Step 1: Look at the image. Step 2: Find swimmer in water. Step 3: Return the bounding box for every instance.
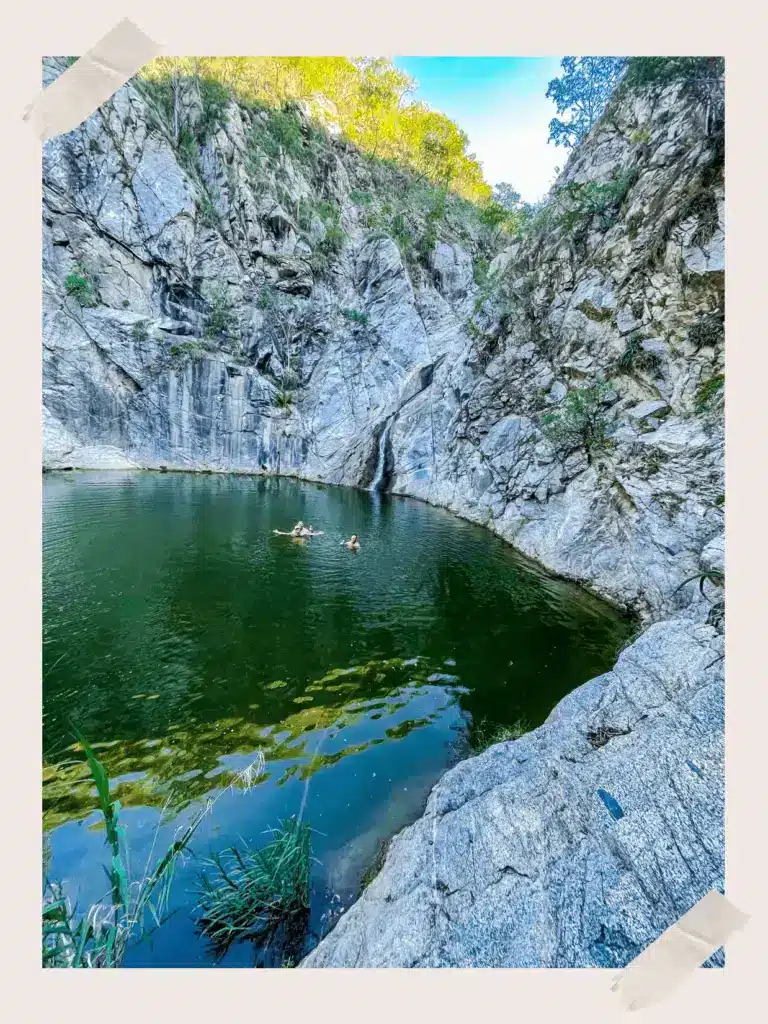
[273,521,325,538]
[345,534,360,551]
[301,525,325,537]
[273,520,305,537]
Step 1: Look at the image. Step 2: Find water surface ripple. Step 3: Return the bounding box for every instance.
[43,471,632,966]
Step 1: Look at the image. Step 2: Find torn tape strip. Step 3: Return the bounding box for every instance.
[611,889,750,1012]
[23,18,161,141]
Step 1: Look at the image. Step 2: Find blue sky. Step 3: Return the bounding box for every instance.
[393,57,564,203]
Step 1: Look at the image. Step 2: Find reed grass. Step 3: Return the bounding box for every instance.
[44,727,315,966]
[195,817,312,951]
[42,730,207,968]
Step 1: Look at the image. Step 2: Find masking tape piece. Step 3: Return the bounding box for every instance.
[611,890,749,1012]
[23,19,161,141]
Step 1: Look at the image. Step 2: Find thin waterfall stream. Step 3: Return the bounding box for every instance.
[369,417,393,492]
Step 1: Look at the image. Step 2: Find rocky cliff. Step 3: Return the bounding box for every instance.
[42,58,725,967]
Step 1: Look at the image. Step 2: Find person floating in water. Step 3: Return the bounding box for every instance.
[273,520,305,537]
[345,534,360,551]
[273,520,324,538]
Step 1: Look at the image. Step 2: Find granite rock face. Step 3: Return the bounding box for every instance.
[41,60,725,967]
[303,619,724,967]
[43,60,724,620]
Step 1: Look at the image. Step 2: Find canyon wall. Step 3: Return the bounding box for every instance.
[43,59,724,618]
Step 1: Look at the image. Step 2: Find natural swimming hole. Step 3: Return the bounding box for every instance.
[42,471,633,967]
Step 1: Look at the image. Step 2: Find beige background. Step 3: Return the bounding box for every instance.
[1,2,764,1017]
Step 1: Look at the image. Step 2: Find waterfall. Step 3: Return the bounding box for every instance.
[369,417,393,492]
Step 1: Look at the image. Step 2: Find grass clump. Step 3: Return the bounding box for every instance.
[342,308,369,326]
[197,193,220,228]
[688,312,724,349]
[470,717,530,753]
[131,320,150,342]
[540,380,614,463]
[64,267,98,308]
[169,340,205,358]
[43,731,205,968]
[310,201,346,276]
[177,125,200,173]
[388,210,417,270]
[195,818,311,952]
[617,333,661,375]
[694,373,724,413]
[203,287,238,342]
[250,104,306,162]
[556,168,636,232]
[416,188,448,264]
[473,257,491,287]
[629,128,651,144]
[198,77,230,140]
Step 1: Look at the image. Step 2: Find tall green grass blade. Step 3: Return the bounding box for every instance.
[42,899,67,918]
[45,729,214,967]
[105,925,117,967]
[74,920,93,967]
[132,806,208,927]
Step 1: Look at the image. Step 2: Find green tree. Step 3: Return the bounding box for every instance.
[203,286,238,342]
[540,381,614,463]
[546,57,627,148]
[622,56,724,90]
[491,183,521,210]
[139,57,493,203]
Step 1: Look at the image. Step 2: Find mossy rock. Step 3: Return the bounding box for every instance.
[576,299,613,323]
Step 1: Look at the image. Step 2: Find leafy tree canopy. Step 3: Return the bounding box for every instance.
[491,182,522,210]
[546,57,627,148]
[140,57,492,203]
[621,56,724,90]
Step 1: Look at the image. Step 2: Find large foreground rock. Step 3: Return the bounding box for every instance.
[302,619,724,967]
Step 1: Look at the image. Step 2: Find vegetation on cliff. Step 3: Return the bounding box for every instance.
[139,57,492,203]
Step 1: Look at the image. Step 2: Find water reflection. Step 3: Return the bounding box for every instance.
[43,473,633,965]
